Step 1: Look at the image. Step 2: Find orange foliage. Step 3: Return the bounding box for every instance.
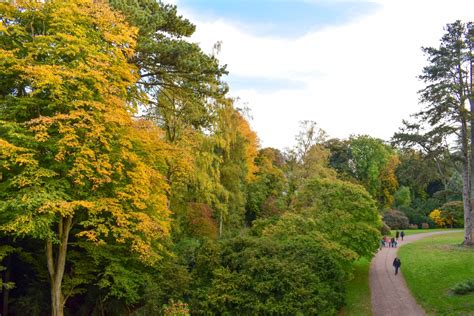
[185,203,218,239]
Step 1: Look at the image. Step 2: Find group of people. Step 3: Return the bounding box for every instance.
[380,230,405,248]
[378,231,404,275]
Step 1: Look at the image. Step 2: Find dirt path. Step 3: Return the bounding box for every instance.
[370,231,458,316]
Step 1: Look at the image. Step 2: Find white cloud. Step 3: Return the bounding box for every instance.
[176,0,474,149]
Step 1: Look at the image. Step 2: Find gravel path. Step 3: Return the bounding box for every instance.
[370,231,458,316]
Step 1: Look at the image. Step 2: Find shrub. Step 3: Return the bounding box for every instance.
[429,209,451,228]
[409,224,418,230]
[421,223,430,229]
[451,279,474,295]
[295,177,381,258]
[383,210,409,229]
[191,235,348,315]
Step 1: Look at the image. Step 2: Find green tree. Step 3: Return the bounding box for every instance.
[190,234,349,315]
[393,186,412,208]
[325,138,355,180]
[397,21,474,244]
[294,178,381,258]
[108,0,227,105]
[245,148,286,223]
[349,135,399,208]
[284,121,335,208]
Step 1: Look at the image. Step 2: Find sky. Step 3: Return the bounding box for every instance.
[167,0,474,150]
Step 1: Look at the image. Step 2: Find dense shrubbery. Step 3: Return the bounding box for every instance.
[295,177,381,258]
[190,234,348,314]
[182,175,382,314]
[383,210,409,229]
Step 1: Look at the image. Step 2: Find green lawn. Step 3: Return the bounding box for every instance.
[339,257,372,316]
[398,232,474,315]
[389,228,462,237]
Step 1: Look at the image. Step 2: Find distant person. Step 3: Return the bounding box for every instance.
[393,257,401,275]
[396,231,400,240]
[390,237,396,247]
[400,231,405,241]
[383,236,389,247]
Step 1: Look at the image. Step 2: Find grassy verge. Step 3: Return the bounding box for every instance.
[398,232,474,315]
[339,257,372,316]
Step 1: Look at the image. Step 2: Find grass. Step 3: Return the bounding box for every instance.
[339,257,372,316]
[398,232,474,315]
[388,228,462,237]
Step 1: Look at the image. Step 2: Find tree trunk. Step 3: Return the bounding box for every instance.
[46,216,73,316]
[468,105,474,244]
[467,49,474,245]
[2,255,11,316]
[461,116,473,245]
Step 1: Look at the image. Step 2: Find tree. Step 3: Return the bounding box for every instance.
[325,138,355,180]
[216,105,259,233]
[397,21,474,244]
[394,148,452,201]
[245,148,286,223]
[349,135,399,208]
[108,0,227,107]
[190,231,350,314]
[294,177,381,258]
[393,186,412,208]
[284,121,335,207]
[0,2,170,314]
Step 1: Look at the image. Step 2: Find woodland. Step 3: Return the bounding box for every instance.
[0,1,473,315]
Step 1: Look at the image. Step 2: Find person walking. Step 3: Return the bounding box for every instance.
[395,231,400,240]
[390,237,396,247]
[393,257,401,275]
[400,231,405,241]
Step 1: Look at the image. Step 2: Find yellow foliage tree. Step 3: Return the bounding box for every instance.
[0,1,170,315]
[378,154,401,208]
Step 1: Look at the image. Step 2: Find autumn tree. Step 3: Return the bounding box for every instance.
[0,1,170,315]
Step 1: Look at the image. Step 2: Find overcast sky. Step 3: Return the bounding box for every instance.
[169,0,474,149]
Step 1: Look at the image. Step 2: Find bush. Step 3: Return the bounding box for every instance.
[451,279,474,295]
[421,223,430,229]
[190,235,347,315]
[409,224,418,229]
[295,177,381,258]
[383,210,409,229]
